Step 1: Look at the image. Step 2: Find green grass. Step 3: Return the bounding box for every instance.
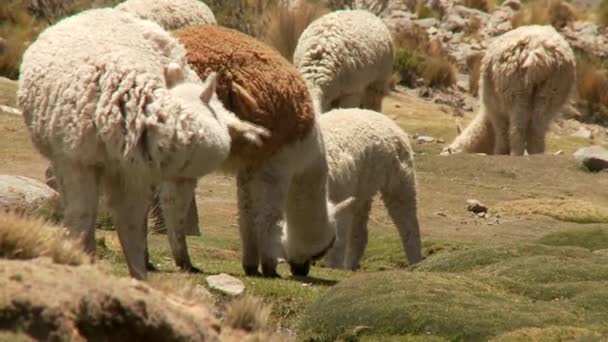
[300,241,608,341]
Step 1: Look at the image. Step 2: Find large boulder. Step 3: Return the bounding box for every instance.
[574,146,608,172]
[0,175,61,219]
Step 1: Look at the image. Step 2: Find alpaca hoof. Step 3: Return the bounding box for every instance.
[146,261,158,272]
[289,261,311,277]
[262,264,280,278]
[243,265,261,277]
[179,264,202,274]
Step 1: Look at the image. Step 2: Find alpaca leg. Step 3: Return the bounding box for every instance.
[526,118,549,154]
[104,175,152,280]
[381,172,424,265]
[248,166,289,278]
[344,199,372,271]
[490,114,510,155]
[323,210,353,269]
[237,171,261,276]
[508,100,531,156]
[338,92,364,109]
[159,179,200,273]
[54,161,99,254]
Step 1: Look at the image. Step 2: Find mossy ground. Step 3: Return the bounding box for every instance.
[2,77,608,340]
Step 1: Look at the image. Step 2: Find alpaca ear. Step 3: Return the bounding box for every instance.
[331,197,356,218]
[164,62,183,88]
[200,72,218,104]
[232,81,260,114]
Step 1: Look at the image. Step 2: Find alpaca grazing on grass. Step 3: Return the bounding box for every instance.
[293,9,394,113]
[282,108,424,271]
[442,25,576,156]
[115,0,216,30]
[156,24,354,277]
[17,9,268,280]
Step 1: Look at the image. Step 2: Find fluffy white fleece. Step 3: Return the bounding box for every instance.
[115,0,216,30]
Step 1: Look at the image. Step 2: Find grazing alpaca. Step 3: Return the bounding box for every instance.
[115,0,216,30]
[293,9,394,113]
[157,24,354,277]
[442,25,575,156]
[283,108,423,270]
[17,9,267,280]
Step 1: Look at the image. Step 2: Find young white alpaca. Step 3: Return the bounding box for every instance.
[293,9,394,113]
[283,108,424,271]
[442,25,576,155]
[17,9,267,280]
[154,24,354,278]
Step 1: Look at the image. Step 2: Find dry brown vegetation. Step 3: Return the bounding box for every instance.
[511,0,579,29]
[598,0,608,26]
[224,296,272,333]
[463,0,492,12]
[393,26,457,88]
[261,1,329,62]
[576,54,608,124]
[0,211,90,265]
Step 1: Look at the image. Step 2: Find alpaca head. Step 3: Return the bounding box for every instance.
[283,196,356,277]
[144,63,235,178]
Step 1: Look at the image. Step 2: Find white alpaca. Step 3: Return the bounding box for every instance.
[17,9,267,280]
[293,9,394,113]
[282,108,423,271]
[154,24,354,278]
[442,25,576,156]
[115,0,216,30]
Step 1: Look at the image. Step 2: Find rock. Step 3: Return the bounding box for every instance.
[574,146,608,172]
[501,0,521,10]
[0,175,61,217]
[571,128,593,139]
[416,135,436,144]
[442,13,467,31]
[206,273,245,296]
[466,199,488,214]
[554,150,564,155]
[0,104,22,116]
[0,258,225,341]
[414,18,439,28]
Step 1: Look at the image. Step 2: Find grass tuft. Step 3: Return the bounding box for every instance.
[0,211,90,265]
[575,54,608,125]
[511,0,579,29]
[495,198,608,223]
[224,295,272,333]
[261,1,328,62]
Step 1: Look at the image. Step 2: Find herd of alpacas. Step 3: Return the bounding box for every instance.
[17,0,576,280]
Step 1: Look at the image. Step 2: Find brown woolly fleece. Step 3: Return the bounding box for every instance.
[173,25,315,165]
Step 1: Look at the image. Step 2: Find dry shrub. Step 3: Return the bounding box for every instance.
[393,26,457,88]
[0,211,90,265]
[511,0,579,29]
[206,0,278,37]
[466,52,484,96]
[416,0,441,19]
[261,1,329,62]
[0,1,45,80]
[464,0,491,12]
[576,54,608,125]
[464,15,483,39]
[598,0,608,26]
[149,276,215,307]
[224,296,272,333]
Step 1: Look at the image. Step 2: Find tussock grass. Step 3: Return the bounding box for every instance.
[261,1,328,62]
[463,0,492,12]
[392,27,457,89]
[537,226,608,251]
[0,211,89,265]
[490,326,605,341]
[576,54,608,125]
[511,0,579,29]
[495,198,608,223]
[224,296,272,333]
[598,0,608,26]
[148,275,215,307]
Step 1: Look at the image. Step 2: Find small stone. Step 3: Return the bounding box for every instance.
[0,175,61,217]
[574,146,608,172]
[571,127,593,139]
[206,273,245,296]
[553,150,564,155]
[416,136,436,144]
[466,199,488,214]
